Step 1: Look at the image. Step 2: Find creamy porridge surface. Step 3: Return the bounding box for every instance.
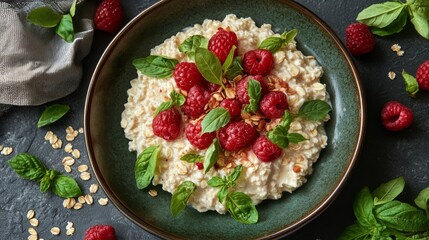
[121,14,328,214]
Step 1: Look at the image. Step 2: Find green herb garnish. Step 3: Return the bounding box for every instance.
[154,91,185,116]
[37,104,70,128]
[170,181,197,216]
[132,55,179,78]
[201,107,231,134]
[135,146,159,189]
[402,70,419,97]
[259,29,298,53]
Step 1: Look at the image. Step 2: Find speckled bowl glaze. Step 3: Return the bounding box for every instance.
[84,0,365,239]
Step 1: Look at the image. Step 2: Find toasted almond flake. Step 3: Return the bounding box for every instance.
[212,93,223,101]
[85,194,94,205]
[66,126,74,134]
[388,71,396,80]
[78,195,86,204]
[78,128,84,133]
[44,131,53,141]
[89,184,99,194]
[62,156,75,166]
[50,227,61,235]
[52,139,62,149]
[26,210,35,219]
[29,218,39,227]
[66,134,75,142]
[80,172,91,181]
[397,50,404,56]
[1,146,13,155]
[98,197,109,206]
[77,164,88,172]
[28,235,38,240]
[66,227,75,236]
[148,189,158,197]
[64,165,72,173]
[72,149,81,159]
[73,202,83,210]
[66,221,73,230]
[28,227,37,236]
[391,43,401,52]
[224,87,236,99]
[64,143,73,153]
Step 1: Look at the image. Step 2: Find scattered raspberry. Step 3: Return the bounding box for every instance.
[173,62,204,91]
[380,101,413,131]
[236,75,268,104]
[208,28,238,63]
[152,108,182,140]
[94,0,124,33]
[345,23,375,56]
[220,99,242,118]
[205,82,220,93]
[84,224,116,240]
[195,162,204,170]
[260,91,288,118]
[252,136,282,162]
[416,60,429,91]
[218,122,258,151]
[242,49,274,76]
[185,121,216,149]
[181,85,211,119]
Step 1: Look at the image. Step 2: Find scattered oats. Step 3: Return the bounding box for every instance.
[72,149,81,159]
[0,145,3,151]
[98,197,109,206]
[50,227,61,235]
[73,202,83,210]
[26,210,35,219]
[148,189,158,197]
[1,146,13,155]
[89,184,99,194]
[64,165,72,173]
[388,71,396,80]
[28,227,37,236]
[78,195,86,204]
[49,135,58,145]
[66,227,75,236]
[397,50,404,56]
[27,235,38,240]
[52,139,62,149]
[73,130,78,137]
[85,194,94,205]
[66,134,75,142]
[78,164,88,172]
[29,218,39,227]
[44,131,53,141]
[63,198,76,209]
[78,128,84,133]
[66,126,74,134]
[64,143,73,153]
[62,156,75,166]
[66,221,74,230]
[391,43,401,52]
[80,172,91,181]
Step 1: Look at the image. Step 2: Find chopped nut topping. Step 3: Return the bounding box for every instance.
[148,189,158,197]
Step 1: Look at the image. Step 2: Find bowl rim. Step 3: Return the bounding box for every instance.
[84,0,366,239]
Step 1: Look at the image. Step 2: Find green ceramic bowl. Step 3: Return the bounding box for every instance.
[84,0,365,239]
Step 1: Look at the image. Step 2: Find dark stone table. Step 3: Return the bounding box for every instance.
[1,0,428,239]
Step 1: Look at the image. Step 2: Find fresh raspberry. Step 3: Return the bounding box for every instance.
[236,75,268,104]
[195,162,204,170]
[208,28,238,63]
[94,0,124,33]
[252,136,282,162]
[185,121,216,149]
[220,99,242,118]
[416,60,429,91]
[260,91,288,119]
[181,85,211,119]
[380,101,413,131]
[242,49,274,76]
[84,224,116,240]
[173,62,204,91]
[345,23,375,56]
[152,108,182,140]
[206,82,220,93]
[218,122,258,151]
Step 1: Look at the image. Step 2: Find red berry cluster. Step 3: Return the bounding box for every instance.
[152,28,290,165]
[84,224,116,240]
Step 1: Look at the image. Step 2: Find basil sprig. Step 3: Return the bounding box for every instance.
[402,70,419,97]
[27,0,77,42]
[259,29,298,53]
[339,176,429,239]
[180,153,203,163]
[154,91,185,116]
[170,181,197,216]
[133,56,179,78]
[208,165,243,202]
[244,79,262,113]
[356,0,429,39]
[226,192,259,224]
[203,138,221,173]
[37,104,70,128]
[297,100,332,121]
[8,153,82,198]
[195,47,224,87]
[178,35,209,60]
[135,146,159,189]
[267,111,306,148]
[201,107,231,134]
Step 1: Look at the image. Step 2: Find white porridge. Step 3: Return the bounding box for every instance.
[121,14,329,217]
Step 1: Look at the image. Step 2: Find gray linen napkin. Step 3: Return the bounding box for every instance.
[0,0,93,114]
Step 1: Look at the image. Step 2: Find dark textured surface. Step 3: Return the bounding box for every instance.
[0,0,428,239]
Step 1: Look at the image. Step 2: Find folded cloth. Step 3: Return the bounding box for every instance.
[0,0,93,114]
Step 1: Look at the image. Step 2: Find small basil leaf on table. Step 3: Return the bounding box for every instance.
[69,0,77,17]
[8,153,47,181]
[226,192,258,224]
[132,56,179,78]
[51,174,82,198]
[39,169,58,193]
[37,104,70,128]
[55,14,74,43]
[411,0,429,20]
[170,181,197,216]
[371,9,408,36]
[27,6,62,28]
[338,223,372,240]
[204,139,221,173]
[356,2,406,28]
[353,187,377,227]
[201,108,230,134]
[411,13,429,40]
[402,70,420,97]
[372,176,405,206]
[195,47,223,86]
[415,186,429,212]
[298,100,331,121]
[135,146,159,189]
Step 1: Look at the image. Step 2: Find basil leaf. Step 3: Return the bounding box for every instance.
[204,138,221,173]
[201,108,230,134]
[222,45,237,72]
[259,37,284,53]
[37,104,70,128]
[372,9,408,36]
[218,186,228,203]
[415,186,429,211]
[338,223,372,240]
[410,0,429,20]
[8,153,47,181]
[226,192,258,224]
[228,165,242,184]
[180,153,203,163]
[282,29,298,43]
[402,70,420,97]
[55,14,74,43]
[135,146,159,189]
[411,12,429,39]
[356,2,406,28]
[224,57,243,80]
[267,125,289,148]
[51,174,82,198]
[353,187,377,227]
[70,0,77,17]
[372,176,405,206]
[132,56,179,78]
[374,200,429,232]
[178,35,208,60]
[280,111,293,128]
[195,48,223,86]
[170,91,186,106]
[287,133,306,144]
[170,181,197,216]
[27,6,62,28]
[207,176,225,187]
[154,101,174,117]
[298,100,331,121]
[39,169,58,193]
[244,79,262,113]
